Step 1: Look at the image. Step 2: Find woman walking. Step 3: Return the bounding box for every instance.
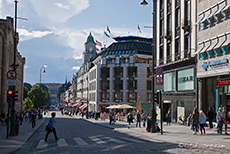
[216,107,224,135]
[199,110,206,135]
[191,108,199,135]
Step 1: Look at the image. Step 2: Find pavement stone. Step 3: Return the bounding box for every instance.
[80,115,230,152]
[0,113,48,154]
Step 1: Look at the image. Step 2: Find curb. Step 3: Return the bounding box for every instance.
[5,118,47,154]
[81,118,114,130]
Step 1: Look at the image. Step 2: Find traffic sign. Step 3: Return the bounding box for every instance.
[155,67,164,75]
[7,79,16,86]
[156,77,164,85]
[7,70,17,80]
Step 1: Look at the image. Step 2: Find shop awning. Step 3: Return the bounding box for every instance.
[72,103,80,107]
[79,104,87,110]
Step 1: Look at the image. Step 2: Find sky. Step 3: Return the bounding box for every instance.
[0,0,153,85]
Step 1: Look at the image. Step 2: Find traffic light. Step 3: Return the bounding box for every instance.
[14,91,18,101]
[7,90,14,103]
[153,91,162,108]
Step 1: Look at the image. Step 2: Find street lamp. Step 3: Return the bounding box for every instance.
[140,0,157,133]
[40,65,47,86]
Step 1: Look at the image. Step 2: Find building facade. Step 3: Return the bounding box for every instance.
[0,17,25,115]
[42,83,63,106]
[155,0,197,122]
[197,0,230,116]
[72,34,153,113]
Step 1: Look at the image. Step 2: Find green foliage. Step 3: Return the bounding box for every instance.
[28,85,49,108]
[24,82,32,91]
[57,84,65,101]
[23,86,28,100]
[23,97,34,110]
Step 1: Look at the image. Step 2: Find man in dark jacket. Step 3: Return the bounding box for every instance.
[31,112,36,128]
[207,107,214,128]
[127,112,133,129]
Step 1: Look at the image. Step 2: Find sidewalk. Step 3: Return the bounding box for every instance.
[0,115,47,154]
[81,116,230,151]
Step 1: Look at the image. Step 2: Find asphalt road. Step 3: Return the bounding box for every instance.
[15,111,228,154]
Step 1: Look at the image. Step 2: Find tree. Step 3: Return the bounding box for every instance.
[24,82,32,91]
[23,97,34,110]
[23,86,29,100]
[28,85,49,108]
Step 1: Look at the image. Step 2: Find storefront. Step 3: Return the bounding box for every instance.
[197,56,230,118]
[158,60,197,122]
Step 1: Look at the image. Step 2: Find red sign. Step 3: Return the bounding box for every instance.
[7,70,17,80]
[217,80,230,86]
[156,77,164,85]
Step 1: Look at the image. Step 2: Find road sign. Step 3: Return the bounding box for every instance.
[156,77,164,85]
[7,70,17,80]
[155,67,164,75]
[7,79,16,86]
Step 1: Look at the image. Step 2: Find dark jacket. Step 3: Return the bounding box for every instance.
[191,112,199,124]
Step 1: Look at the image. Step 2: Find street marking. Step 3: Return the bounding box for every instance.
[89,136,107,144]
[104,137,126,144]
[120,137,144,143]
[57,138,68,147]
[37,140,48,149]
[74,137,88,145]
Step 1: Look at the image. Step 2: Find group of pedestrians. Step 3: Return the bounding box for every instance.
[190,107,229,135]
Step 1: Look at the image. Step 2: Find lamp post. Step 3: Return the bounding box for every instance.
[140,0,157,133]
[40,66,46,86]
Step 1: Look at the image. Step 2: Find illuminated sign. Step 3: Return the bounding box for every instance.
[202,58,228,71]
[217,79,230,86]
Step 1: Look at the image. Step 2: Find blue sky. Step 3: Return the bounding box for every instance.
[0,0,153,85]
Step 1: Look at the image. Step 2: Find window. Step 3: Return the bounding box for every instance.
[185,0,191,22]
[147,80,152,90]
[213,50,218,56]
[221,47,226,54]
[129,56,134,64]
[175,38,180,55]
[115,56,120,64]
[160,0,164,10]
[160,19,164,36]
[175,8,180,28]
[199,53,204,59]
[160,46,164,59]
[167,14,172,32]
[206,52,210,58]
[177,68,194,91]
[164,72,176,91]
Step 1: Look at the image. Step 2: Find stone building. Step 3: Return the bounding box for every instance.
[72,33,153,113]
[196,0,230,115]
[0,17,25,115]
[155,0,197,122]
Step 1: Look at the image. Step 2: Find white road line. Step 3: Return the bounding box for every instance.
[104,137,126,144]
[120,137,145,143]
[37,140,48,149]
[73,137,88,145]
[57,138,68,147]
[89,136,107,144]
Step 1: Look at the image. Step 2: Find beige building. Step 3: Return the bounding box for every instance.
[155,0,197,122]
[0,17,25,115]
[196,0,230,114]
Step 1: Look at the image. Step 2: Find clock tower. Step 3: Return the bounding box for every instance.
[83,32,97,65]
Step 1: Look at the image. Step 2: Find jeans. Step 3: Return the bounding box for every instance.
[45,127,58,141]
[136,120,141,127]
[143,118,146,127]
[217,122,223,134]
[208,119,213,128]
[192,124,199,132]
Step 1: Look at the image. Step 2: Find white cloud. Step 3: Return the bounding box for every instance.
[74,54,83,60]
[54,3,69,9]
[72,66,80,70]
[24,65,30,69]
[18,29,53,41]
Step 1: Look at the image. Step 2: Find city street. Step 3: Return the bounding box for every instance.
[15,111,228,154]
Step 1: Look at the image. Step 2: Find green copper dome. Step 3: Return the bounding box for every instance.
[86,32,95,44]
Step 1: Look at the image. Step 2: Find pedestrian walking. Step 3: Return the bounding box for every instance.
[191,108,199,135]
[222,107,229,134]
[31,112,36,128]
[45,112,58,142]
[207,107,214,128]
[142,112,147,127]
[199,110,206,135]
[166,109,171,125]
[127,112,133,129]
[216,107,224,135]
[136,112,141,128]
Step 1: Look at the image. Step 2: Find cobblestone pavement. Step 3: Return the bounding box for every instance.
[15,112,229,154]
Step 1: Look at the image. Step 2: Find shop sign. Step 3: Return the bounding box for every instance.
[217,79,230,86]
[202,58,228,71]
